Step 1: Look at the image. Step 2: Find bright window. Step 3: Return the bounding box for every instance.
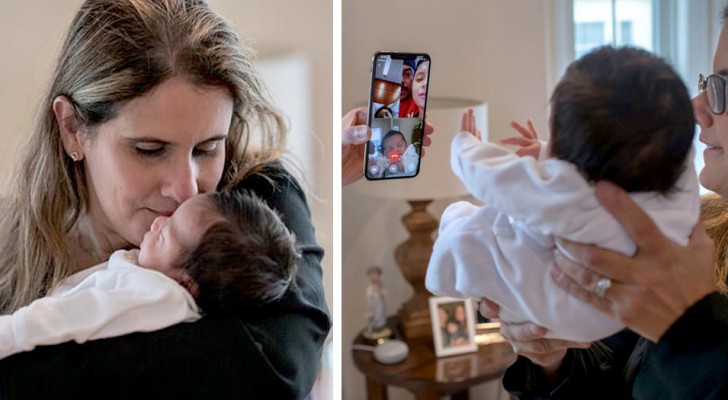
[573,0,653,57]
[550,0,722,194]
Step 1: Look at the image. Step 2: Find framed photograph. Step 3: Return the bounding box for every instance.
[429,296,478,357]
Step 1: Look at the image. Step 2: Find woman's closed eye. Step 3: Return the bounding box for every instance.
[132,138,225,158]
[134,141,166,157]
[193,139,223,157]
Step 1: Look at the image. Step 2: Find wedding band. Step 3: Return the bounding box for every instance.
[595,277,612,298]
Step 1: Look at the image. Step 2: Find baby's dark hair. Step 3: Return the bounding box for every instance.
[375,106,394,118]
[177,191,299,315]
[549,46,695,194]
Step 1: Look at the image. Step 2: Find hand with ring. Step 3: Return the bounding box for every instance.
[550,181,717,342]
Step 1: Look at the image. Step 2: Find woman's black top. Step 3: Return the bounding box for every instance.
[503,292,728,400]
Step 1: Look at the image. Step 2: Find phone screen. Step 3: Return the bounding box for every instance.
[364,52,430,180]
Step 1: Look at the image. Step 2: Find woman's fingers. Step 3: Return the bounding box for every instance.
[595,181,664,251]
[499,320,590,355]
[555,238,633,283]
[499,320,547,342]
[342,108,370,145]
[553,242,632,284]
[550,265,613,315]
[552,250,601,291]
[478,297,500,319]
[422,133,432,147]
[342,125,370,145]
[423,120,435,138]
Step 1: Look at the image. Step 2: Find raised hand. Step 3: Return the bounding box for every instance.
[460,108,482,140]
[500,119,541,158]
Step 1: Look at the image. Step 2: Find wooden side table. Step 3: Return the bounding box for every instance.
[352,317,517,399]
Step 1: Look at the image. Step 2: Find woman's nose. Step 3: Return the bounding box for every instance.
[693,92,715,130]
[161,156,199,203]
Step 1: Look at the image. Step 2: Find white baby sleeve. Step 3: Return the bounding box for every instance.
[0,252,199,359]
[450,131,698,253]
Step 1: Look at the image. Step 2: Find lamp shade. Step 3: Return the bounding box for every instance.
[353,98,488,201]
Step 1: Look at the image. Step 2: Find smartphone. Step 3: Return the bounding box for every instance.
[364,52,431,180]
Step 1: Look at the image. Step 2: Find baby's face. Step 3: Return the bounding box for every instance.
[382,134,407,157]
[138,194,217,276]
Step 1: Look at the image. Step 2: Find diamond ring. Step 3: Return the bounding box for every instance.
[594,277,612,298]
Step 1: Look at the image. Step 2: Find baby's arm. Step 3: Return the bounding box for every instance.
[452,119,699,253]
[451,129,599,235]
[0,268,199,359]
[451,132,598,227]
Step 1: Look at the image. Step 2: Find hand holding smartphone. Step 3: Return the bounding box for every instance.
[364,52,431,180]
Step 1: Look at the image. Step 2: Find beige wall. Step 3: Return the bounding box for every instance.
[0,0,333,320]
[342,1,551,399]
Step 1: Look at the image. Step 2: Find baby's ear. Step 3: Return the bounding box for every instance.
[175,271,200,298]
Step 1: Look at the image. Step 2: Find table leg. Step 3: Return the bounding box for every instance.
[365,378,388,400]
[451,390,469,400]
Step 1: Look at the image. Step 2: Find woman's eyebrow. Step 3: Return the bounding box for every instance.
[718,69,728,76]
[125,137,169,145]
[198,134,228,144]
[124,134,227,145]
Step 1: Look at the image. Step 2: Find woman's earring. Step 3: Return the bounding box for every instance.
[70,151,81,162]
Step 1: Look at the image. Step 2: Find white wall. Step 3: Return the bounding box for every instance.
[0,0,333,354]
[342,1,551,399]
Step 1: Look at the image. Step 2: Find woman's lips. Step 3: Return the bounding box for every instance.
[704,146,724,158]
[147,208,174,217]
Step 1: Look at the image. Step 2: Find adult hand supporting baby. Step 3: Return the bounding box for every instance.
[478,297,591,381]
[551,181,717,342]
[342,107,434,185]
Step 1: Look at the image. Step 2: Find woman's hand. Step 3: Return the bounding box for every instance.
[499,119,541,158]
[342,108,371,186]
[342,108,434,186]
[479,298,590,379]
[552,181,717,342]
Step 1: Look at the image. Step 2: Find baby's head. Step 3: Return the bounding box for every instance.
[138,191,298,314]
[381,130,408,158]
[446,319,460,334]
[549,46,695,194]
[375,106,393,119]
